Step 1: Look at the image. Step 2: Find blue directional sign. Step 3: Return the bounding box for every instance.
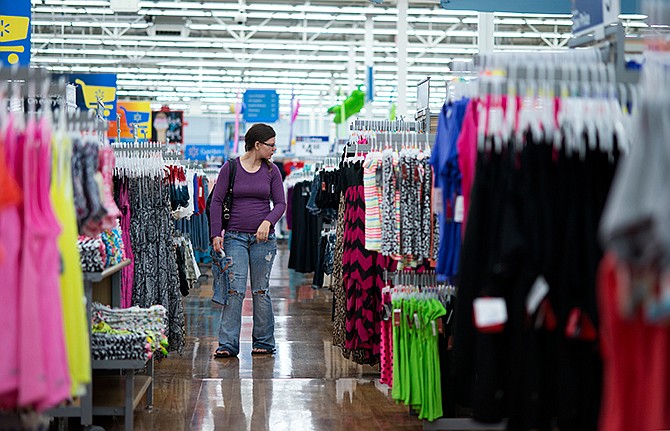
[0,0,31,66]
[185,144,228,161]
[243,89,279,123]
[573,0,620,36]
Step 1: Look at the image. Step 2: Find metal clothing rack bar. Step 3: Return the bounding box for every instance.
[0,66,51,82]
[568,22,640,85]
[350,118,421,133]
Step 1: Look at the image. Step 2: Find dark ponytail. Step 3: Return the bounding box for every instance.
[244,123,276,152]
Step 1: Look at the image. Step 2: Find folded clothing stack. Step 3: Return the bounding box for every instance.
[78,236,106,272]
[91,303,169,361]
[91,332,149,361]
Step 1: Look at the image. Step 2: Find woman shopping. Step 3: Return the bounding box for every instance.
[210,123,286,358]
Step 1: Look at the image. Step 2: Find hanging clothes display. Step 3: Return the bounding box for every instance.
[597,50,670,431]
[174,168,211,254]
[174,233,201,297]
[0,73,97,411]
[113,144,186,353]
[449,51,628,431]
[336,159,389,365]
[329,128,438,366]
[287,172,321,273]
[390,282,453,422]
[431,98,469,281]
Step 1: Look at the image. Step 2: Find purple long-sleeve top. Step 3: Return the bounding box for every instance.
[210,158,286,237]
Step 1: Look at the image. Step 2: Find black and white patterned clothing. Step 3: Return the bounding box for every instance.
[381,150,398,257]
[400,149,423,258]
[122,175,185,353]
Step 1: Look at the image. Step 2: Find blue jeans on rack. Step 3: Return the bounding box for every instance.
[217,231,277,356]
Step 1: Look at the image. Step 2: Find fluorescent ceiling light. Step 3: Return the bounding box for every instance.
[32,20,149,28]
[33,6,114,14]
[42,0,110,5]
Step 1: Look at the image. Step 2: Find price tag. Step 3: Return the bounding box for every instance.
[526,275,550,315]
[394,309,402,327]
[473,297,507,330]
[454,195,464,223]
[431,321,437,336]
[414,313,421,329]
[433,187,444,215]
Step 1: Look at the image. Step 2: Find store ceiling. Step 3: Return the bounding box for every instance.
[29,0,648,116]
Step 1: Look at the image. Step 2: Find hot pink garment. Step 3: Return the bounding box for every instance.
[379,291,394,387]
[0,117,22,407]
[456,99,478,236]
[99,146,121,230]
[118,179,135,308]
[13,119,70,410]
[16,119,48,408]
[33,118,71,409]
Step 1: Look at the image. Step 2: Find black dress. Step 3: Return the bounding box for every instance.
[288,180,320,273]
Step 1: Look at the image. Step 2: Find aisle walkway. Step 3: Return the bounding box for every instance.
[106,244,423,430]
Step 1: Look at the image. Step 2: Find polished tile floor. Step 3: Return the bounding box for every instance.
[100,244,423,431]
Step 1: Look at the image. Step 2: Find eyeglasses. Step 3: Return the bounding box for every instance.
[258,141,276,148]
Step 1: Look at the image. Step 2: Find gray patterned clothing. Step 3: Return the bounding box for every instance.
[128,175,185,353]
[381,150,397,257]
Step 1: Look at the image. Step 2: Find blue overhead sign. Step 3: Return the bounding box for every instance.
[573,0,620,36]
[62,73,118,121]
[185,144,227,160]
[243,89,279,123]
[0,0,31,66]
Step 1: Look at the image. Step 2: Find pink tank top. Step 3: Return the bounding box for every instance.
[0,116,22,407]
[17,118,71,410]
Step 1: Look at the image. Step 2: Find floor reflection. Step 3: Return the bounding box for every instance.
[93,244,422,431]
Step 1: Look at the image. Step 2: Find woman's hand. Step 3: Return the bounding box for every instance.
[256,220,272,242]
[212,236,224,253]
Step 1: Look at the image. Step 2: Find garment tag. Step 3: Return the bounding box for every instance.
[433,187,443,215]
[473,297,508,329]
[414,313,421,329]
[437,317,445,334]
[431,321,437,337]
[526,275,550,315]
[454,195,464,223]
[394,309,402,327]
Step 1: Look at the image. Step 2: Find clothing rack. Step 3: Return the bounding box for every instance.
[350,118,421,133]
[111,141,166,151]
[569,22,640,85]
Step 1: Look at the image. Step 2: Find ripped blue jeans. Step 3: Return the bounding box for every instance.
[216,231,277,356]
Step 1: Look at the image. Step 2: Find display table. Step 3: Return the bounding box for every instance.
[48,260,154,431]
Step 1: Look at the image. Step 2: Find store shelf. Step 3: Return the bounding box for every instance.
[92,358,150,370]
[423,418,506,430]
[92,375,152,416]
[84,259,131,283]
[47,399,82,418]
